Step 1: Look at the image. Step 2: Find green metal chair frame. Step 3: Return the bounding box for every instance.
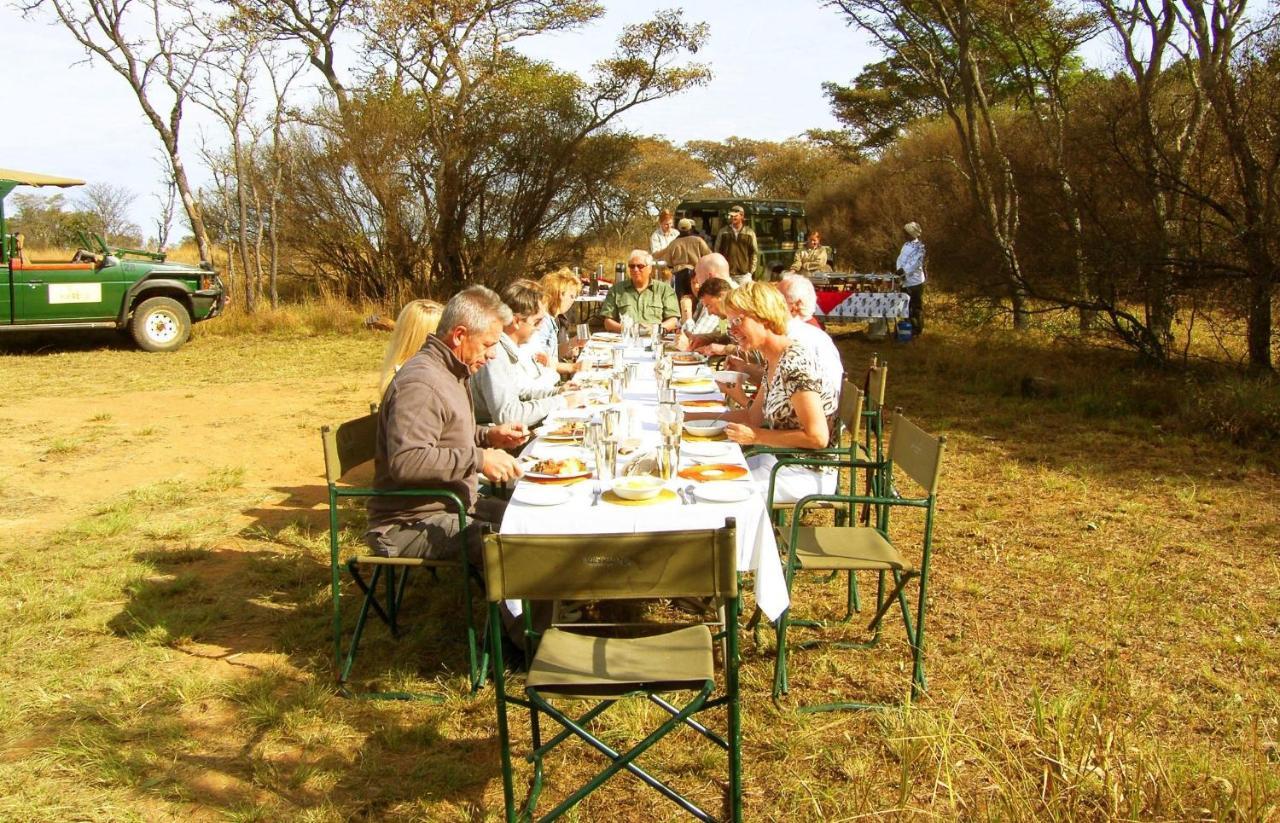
[862,355,889,463]
[485,520,743,822]
[322,413,488,699]
[770,412,945,713]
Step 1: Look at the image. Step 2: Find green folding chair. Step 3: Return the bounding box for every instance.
[322,413,488,699]
[771,411,945,713]
[485,520,743,822]
[862,355,889,463]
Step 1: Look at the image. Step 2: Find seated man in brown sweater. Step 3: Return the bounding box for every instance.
[365,285,529,562]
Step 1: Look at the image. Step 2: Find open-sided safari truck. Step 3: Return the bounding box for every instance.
[1,167,225,352]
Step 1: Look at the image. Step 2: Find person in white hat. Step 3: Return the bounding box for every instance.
[895,221,926,335]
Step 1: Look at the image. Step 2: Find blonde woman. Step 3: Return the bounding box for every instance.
[522,268,584,380]
[377,299,444,399]
[689,282,838,503]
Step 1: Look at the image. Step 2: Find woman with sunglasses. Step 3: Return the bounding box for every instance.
[695,282,839,502]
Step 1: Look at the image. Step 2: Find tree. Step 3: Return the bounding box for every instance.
[76,182,142,246]
[21,0,217,264]
[753,138,853,200]
[813,56,940,159]
[1180,0,1280,371]
[1092,0,1208,361]
[828,0,1032,328]
[686,137,764,197]
[230,1,710,296]
[582,137,710,244]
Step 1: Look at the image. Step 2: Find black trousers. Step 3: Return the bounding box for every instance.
[905,283,925,335]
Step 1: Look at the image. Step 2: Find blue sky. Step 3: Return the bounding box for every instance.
[0,2,874,233]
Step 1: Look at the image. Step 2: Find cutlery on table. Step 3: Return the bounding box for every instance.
[591,480,602,506]
[676,487,688,505]
[685,484,698,505]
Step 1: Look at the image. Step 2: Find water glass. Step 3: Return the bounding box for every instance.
[595,439,618,480]
[576,322,589,343]
[650,322,661,351]
[657,401,680,440]
[612,347,625,371]
[603,407,622,440]
[657,441,679,481]
[609,373,624,404]
[659,386,677,405]
[584,420,603,453]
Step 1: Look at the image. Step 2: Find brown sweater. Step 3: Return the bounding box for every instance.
[368,335,488,527]
[655,233,712,272]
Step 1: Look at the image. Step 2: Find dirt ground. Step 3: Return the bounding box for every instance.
[1,372,369,539]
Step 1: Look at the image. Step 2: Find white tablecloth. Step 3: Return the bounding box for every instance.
[822,291,909,320]
[499,345,788,620]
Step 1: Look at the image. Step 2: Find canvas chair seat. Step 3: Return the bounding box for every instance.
[528,625,714,698]
[791,526,911,573]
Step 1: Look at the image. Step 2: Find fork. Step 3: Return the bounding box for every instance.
[676,486,689,505]
[685,484,698,505]
[591,479,602,506]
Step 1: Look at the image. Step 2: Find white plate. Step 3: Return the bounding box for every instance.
[694,482,753,503]
[511,484,573,506]
[675,383,718,395]
[534,422,587,440]
[529,445,591,461]
[681,402,728,415]
[682,441,733,459]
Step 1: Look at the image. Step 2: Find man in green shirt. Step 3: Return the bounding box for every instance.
[600,249,680,332]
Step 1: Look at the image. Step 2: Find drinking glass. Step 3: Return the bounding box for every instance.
[595,439,618,480]
[609,373,624,404]
[584,420,603,454]
[576,322,590,343]
[657,401,680,440]
[603,407,622,440]
[657,441,679,481]
[612,347,625,371]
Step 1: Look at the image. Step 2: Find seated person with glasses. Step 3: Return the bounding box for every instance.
[599,249,680,333]
[687,282,839,503]
[473,280,586,430]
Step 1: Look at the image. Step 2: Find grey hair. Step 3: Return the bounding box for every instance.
[439,284,512,333]
[779,274,818,318]
[628,249,654,268]
[904,221,922,238]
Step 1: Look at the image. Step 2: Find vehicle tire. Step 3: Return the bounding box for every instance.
[130,296,191,352]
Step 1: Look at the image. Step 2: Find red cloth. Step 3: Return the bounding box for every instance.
[815,290,849,315]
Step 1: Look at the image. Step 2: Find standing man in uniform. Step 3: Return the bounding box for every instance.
[715,204,758,287]
[895,221,927,336]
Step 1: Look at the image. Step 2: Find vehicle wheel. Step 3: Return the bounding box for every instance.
[130,296,191,352]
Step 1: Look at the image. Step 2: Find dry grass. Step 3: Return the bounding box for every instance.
[0,307,1276,821]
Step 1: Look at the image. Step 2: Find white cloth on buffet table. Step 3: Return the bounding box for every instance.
[499,345,788,621]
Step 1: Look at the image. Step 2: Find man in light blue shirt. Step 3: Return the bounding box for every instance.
[895,221,926,335]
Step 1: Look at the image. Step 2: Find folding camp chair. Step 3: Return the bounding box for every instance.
[322,413,488,699]
[485,520,742,822]
[862,355,889,463]
[770,412,945,713]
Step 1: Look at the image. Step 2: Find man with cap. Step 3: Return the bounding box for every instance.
[715,204,759,286]
[895,221,926,335]
[655,218,713,323]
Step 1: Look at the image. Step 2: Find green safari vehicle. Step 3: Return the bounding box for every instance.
[1,168,225,352]
[675,198,813,279]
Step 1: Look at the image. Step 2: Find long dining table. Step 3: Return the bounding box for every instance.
[499,335,789,622]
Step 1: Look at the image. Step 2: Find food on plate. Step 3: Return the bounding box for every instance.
[671,353,705,364]
[548,421,586,438]
[531,457,588,476]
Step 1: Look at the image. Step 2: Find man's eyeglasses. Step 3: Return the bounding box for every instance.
[627,263,648,269]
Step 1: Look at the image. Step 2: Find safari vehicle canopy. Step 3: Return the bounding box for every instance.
[1,167,224,352]
[675,198,810,278]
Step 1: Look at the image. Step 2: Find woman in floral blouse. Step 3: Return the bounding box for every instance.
[703,282,839,502]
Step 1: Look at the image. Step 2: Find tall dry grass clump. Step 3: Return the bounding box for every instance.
[198,296,372,338]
